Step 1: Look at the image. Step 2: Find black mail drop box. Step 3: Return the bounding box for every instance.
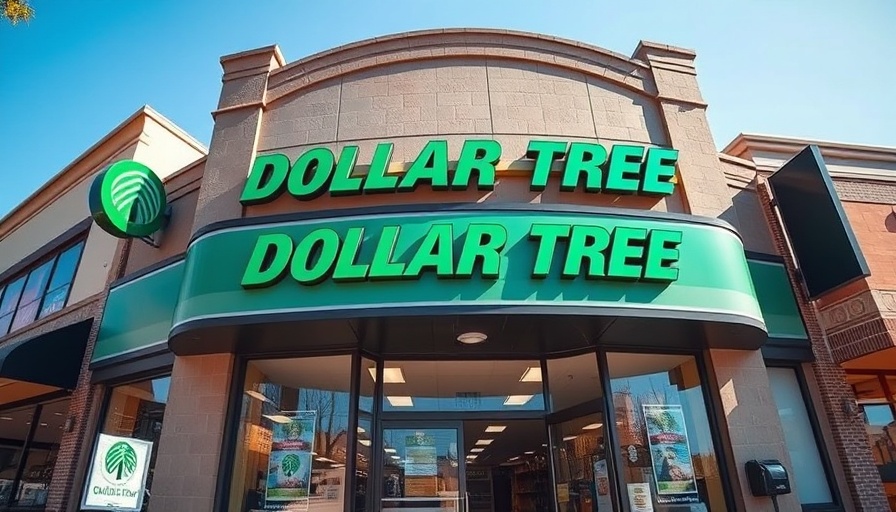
[745,459,791,497]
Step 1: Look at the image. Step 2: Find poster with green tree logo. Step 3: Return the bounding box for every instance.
[265,412,317,509]
[642,404,700,505]
[81,434,152,511]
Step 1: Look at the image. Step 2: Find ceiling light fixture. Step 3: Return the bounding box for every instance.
[485,425,506,433]
[262,414,293,424]
[470,448,484,453]
[390,455,400,460]
[386,396,414,407]
[563,435,578,441]
[360,440,371,446]
[503,395,534,406]
[475,439,493,446]
[368,367,406,383]
[582,423,604,430]
[457,332,488,345]
[519,367,542,382]
[244,390,270,402]
[384,448,397,453]
[0,417,11,421]
[508,456,520,461]
[524,451,534,455]
[357,427,366,433]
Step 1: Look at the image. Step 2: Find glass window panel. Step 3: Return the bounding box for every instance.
[380,360,545,412]
[0,277,25,334]
[767,367,833,504]
[10,261,54,332]
[101,376,170,507]
[849,373,896,496]
[38,285,70,319]
[355,358,375,512]
[608,352,727,512]
[548,352,602,412]
[45,242,83,293]
[0,405,36,504]
[13,400,69,509]
[381,427,459,512]
[230,355,352,512]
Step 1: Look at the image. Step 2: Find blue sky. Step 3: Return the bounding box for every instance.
[1,0,893,216]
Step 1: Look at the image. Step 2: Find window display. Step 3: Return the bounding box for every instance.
[607,353,726,512]
[229,355,352,512]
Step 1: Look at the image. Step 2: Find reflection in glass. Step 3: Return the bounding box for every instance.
[355,358,375,512]
[102,375,170,506]
[230,356,352,512]
[381,428,460,512]
[0,399,69,508]
[767,367,833,504]
[380,360,545,412]
[0,277,26,335]
[848,373,896,503]
[10,261,53,331]
[39,242,84,319]
[608,353,727,512]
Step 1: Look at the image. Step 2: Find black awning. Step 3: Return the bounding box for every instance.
[0,319,92,390]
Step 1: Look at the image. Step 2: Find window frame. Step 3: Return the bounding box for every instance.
[0,237,86,337]
[768,361,844,512]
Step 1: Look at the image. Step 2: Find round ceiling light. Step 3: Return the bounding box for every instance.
[457,332,488,345]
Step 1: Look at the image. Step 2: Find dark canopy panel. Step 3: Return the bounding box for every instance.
[768,145,869,298]
[0,319,92,389]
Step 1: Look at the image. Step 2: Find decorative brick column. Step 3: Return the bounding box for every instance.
[757,179,889,509]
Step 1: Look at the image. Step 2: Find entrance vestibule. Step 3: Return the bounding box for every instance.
[227,349,730,512]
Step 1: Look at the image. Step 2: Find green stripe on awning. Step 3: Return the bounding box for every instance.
[747,259,808,340]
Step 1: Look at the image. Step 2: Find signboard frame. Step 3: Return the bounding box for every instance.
[80,433,153,512]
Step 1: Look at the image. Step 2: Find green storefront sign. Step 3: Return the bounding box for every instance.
[240,139,679,204]
[171,207,762,336]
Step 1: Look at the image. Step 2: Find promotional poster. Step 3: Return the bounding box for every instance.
[265,412,317,510]
[81,434,153,511]
[642,404,700,505]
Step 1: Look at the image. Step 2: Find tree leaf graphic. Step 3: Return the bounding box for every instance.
[104,442,138,481]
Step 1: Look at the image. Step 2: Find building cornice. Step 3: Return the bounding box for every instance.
[723,133,896,164]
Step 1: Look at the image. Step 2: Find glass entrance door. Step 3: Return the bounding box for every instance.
[380,423,466,512]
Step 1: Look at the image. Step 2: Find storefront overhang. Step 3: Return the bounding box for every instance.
[156,204,767,355]
[0,319,92,390]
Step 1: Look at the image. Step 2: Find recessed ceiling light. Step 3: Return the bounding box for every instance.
[457,332,488,345]
[519,367,542,382]
[360,440,371,446]
[485,425,506,433]
[384,448,397,453]
[475,439,493,446]
[503,395,534,406]
[582,423,604,430]
[524,451,534,455]
[53,412,62,416]
[466,454,477,458]
[357,426,366,433]
[39,423,47,427]
[262,414,292,424]
[386,396,414,407]
[245,390,269,402]
[563,435,578,441]
[390,455,400,460]
[368,367,406,383]
[0,417,11,421]
[470,448,484,453]
[508,456,519,461]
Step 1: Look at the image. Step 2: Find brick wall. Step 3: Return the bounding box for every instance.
[757,179,888,510]
[842,201,896,290]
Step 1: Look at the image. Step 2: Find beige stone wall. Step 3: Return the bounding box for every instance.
[149,353,234,512]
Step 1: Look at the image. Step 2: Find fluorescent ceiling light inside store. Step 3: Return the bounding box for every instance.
[262,415,292,424]
[563,435,578,441]
[387,396,414,407]
[470,448,484,453]
[485,425,506,433]
[360,440,371,446]
[475,439,493,446]
[369,367,406,383]
[519,367,542,382]
[504,395,533,406]
[384,448,397,453]
[582,423,603,430]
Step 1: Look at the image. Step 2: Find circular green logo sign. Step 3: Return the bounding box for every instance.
[89,160,167,238]
[102,441,138,483]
